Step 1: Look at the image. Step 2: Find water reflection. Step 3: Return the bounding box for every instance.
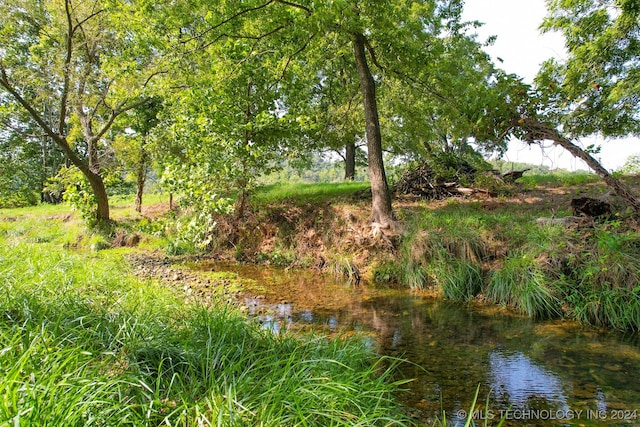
[196,262,640,426]
[489,351,568,410]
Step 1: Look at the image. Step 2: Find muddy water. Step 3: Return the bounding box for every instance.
[196,262,640,426]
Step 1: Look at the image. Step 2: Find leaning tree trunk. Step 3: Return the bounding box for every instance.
[352,32,394,228]
[521,118,640,216]
[344,141,356,181]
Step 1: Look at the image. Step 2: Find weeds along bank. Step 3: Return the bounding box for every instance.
[0,208,412,426]
[192,179,640,332]
[381,202,640,331]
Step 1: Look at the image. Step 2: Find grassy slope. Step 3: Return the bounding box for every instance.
[0,204,413,426]
[388,176,640,330]
[231,174,640,331]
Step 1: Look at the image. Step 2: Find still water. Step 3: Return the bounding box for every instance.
[197,262,640,426]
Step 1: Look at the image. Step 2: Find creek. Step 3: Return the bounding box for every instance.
[194,261,640,426]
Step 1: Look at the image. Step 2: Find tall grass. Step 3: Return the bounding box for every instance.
[392,205,492,299]
[486,253,561,319]
[436,260,484,302]
[559,223,640,330]
[0,213,413,426]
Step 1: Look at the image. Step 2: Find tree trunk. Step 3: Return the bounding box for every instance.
[235,190,248,220]
[352,32,394,227]
[52,135,111,223]
[135,146,148,213]
[85,168,110,222]
[135,167,145,214]
[521,118,640,216]
[344,141,356,181]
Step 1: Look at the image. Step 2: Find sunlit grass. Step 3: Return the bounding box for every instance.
[486,253,561,319]
[253,181,370,204]
[518,171,599,187]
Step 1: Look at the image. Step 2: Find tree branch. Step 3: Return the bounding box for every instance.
[0,62,89,171]
[93,97,151,143]
[360,35,457,109]
[180,0,276,44]
[279,32,316,82]
[0,64,59,142]
[198,23,288,51]
[363,38,385,72]
[143,70,168,88]
[59,0,75,136]
[274,0,312,15]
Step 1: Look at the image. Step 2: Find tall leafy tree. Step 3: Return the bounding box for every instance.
[0,0,162,222]
[113,97,163,213]
[478,0,640,214]
[171,0,479,230]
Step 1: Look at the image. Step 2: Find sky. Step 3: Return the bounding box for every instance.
[461,0,639,171]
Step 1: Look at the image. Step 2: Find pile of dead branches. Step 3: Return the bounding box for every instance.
[395,158,529,199]
[394,161,478,199]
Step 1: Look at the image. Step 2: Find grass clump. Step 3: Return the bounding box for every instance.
[435,259,484,302]
[0,211,413,426]
[486,253,561,319]
[390,206,493,295]
[558,223,640,330]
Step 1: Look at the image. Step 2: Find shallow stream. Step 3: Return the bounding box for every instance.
[194,262,640,426]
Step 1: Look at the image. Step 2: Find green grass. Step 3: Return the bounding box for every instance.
[559,223,640,329]
[253,182,370,204]
[518,171,599,187]
[376,186,640,329]
[0,208,413,426]
[486,253,561,319]
[436,260,484,302]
